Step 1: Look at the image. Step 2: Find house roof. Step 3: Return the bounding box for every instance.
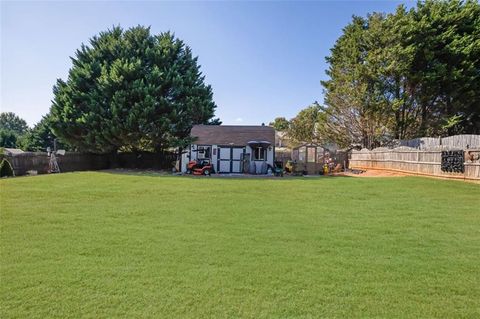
[191,125,275,146]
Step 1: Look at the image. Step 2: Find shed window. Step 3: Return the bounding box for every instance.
[307,147,316,163]
[197,146,211,159]
[299,147,306,162]
[253,147,265,160]
[316,147,324,163]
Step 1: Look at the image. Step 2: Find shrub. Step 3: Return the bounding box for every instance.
[0,158,14,177]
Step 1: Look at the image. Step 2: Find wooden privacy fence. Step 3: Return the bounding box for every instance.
[350,148,480,181]
[396,134,480,150]
[4,152,110,176]
[3,151,177,176]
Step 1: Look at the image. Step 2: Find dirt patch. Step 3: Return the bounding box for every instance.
[341,169,410,178]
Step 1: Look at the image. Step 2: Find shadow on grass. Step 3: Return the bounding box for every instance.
[99,168,353,179]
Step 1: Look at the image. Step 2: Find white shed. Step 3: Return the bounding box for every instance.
[181,125,275,174]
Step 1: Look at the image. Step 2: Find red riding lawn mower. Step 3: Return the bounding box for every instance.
[186,159,213,176]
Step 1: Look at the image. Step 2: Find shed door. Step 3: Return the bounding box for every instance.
[218,147,244,173]
[218,147,231,173]
[232,148,244,173]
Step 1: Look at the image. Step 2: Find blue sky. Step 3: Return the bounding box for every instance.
[1,1,411,127]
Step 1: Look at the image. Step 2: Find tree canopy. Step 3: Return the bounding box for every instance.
[287,103,328,145]
[269,117,290,131]
[0,112,29,135]
[0,112,29,149]
[51,26,218,153]
[21,114,71,152]
[0,130,18,149]
[321,0,480,148]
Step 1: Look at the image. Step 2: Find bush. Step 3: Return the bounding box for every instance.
[0,159,14,177]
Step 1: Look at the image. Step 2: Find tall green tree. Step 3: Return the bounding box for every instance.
[406,0,480,135]
[322,15,393,149]
[322,0,480,148]
[51,26,218,153]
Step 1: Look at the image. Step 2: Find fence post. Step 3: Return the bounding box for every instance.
[417,151,420,173]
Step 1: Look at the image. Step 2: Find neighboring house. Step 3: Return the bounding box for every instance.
[181,125,275,174]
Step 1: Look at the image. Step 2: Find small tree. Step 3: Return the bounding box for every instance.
[269,117,290,131]
[288,103,327,145]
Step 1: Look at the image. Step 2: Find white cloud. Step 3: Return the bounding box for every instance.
[235,117,243,123]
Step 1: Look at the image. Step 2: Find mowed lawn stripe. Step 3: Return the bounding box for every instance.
[1,172,479,318]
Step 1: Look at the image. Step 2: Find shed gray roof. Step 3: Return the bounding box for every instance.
[191,125,275,146]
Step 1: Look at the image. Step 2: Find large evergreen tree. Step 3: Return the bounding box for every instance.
[51,26,218,153]
[321,15,393,149]
[321,0,480,148]
[406,0,480,135]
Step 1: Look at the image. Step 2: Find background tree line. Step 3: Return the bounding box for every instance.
[281,0,479,149]
[0,112,70,151]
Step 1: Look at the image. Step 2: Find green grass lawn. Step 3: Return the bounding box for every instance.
[1,172,479,318]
